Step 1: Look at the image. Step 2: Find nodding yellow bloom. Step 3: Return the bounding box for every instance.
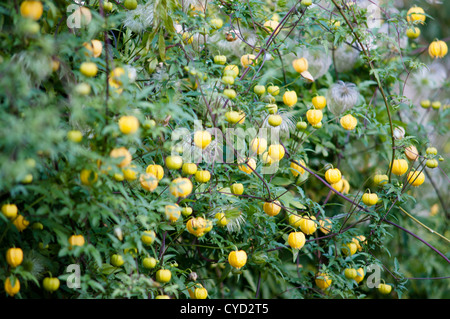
[406,6,426,24]
[228,250,247,270]
[263,20,280,35]
[428,40,448,59]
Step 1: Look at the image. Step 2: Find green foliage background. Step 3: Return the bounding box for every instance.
[0,0,448,299]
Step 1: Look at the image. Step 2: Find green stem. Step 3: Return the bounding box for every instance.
[398,207,450,243]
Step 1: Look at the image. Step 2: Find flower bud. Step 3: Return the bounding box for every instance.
[189,272,198,281]
[393,127,405,140]
[114,227,123,241]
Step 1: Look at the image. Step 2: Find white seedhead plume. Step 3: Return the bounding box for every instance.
[209,205,246,234]
[326,81,359,116]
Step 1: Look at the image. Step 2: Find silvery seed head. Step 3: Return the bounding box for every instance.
[402,61,447,105]
[12,51,52,85]
[209,205,245,234]
[182,0,207,11]
[326,81,359,116]
[334,43,360,73]
[123,3,154,33]
[188,272,198,281]
[125,65,137,83]
[295,46,332,79]
[22,251,46,280]
[209,28,257,58]
[261,110,296,140]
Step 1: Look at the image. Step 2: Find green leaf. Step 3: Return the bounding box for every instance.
[271,177,292,186]
[292,248,299,263]
[158,30,166,61]
[158,224,175,231]
[290,200,306,210]
[148,58,158,74]
[87,245,103,268]
[242,270,257,293]
[88,279,106,293]
[100,263,120,275]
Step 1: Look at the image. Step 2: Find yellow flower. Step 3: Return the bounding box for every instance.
[228,250,247,269]
[118,115,140,134]
[428,40,448,59]
[406,6,426,24]
[240,54,257,68]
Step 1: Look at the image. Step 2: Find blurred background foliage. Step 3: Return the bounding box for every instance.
[0,0,448,299]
